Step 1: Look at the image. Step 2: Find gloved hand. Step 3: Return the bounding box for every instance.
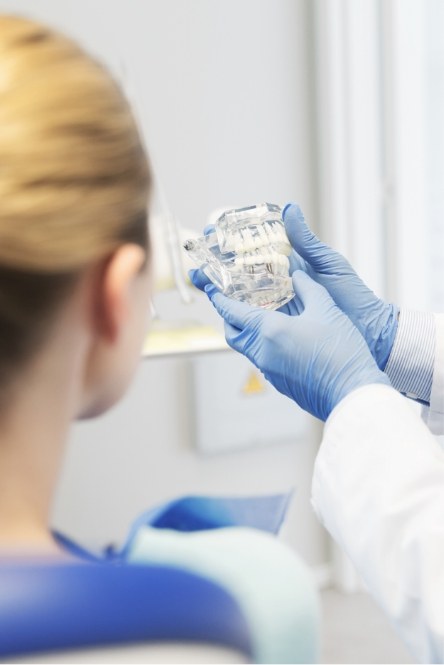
[204,270,391,422]
[190,205,399,369]
[282,204,399,370]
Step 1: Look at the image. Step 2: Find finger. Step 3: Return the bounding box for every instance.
[277,287,305,316]
[204,285,262,330]
[288,249,308,274]
[291,270,335,315]
[223,320,264,361]
[282,203,348,274]
[223,320,243,351]
[189,268,211,291]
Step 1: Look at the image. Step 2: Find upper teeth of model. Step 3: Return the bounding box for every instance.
[234,252,289,267]
[224,222,292,274]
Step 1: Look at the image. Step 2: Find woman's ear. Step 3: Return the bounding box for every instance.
[92,244,147,343]
[79,243,150,419]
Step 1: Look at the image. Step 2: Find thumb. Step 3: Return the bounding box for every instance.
[291,270,335,315]
[283,203,344,272]
[189,268,211,292]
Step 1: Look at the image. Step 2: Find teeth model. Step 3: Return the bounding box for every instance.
[229,221,291,275]
[225,222,291,255]
[183,203,295,310]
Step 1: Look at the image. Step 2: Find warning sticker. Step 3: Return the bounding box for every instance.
[242,370,266,395]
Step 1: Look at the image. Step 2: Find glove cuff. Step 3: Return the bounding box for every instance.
[375,304,399,370]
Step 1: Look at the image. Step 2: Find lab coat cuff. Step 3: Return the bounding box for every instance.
[324,383,397,431]
[384,310,435,403]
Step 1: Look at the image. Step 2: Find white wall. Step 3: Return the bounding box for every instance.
[0,0,317,227]
[0,0,328,568]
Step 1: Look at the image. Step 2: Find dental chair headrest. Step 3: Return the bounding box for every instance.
[0,561,252,659]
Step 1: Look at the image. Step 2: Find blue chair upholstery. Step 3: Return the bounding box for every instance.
[0,561,253,659]
[0,494,317,662]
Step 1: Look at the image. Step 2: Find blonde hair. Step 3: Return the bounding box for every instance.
[0,15,151,386]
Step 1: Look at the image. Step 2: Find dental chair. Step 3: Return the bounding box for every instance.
[0,561,251,663]
[0,495,319,663]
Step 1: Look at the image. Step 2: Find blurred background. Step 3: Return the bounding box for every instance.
[0,0,442,662]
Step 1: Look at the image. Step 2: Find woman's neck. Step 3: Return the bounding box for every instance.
[0,329,85,555]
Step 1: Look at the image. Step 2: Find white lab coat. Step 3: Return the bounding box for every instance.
[311,314,444,663]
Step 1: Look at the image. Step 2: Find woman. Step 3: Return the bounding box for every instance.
[0,15,152,554]
[0,15,318,663]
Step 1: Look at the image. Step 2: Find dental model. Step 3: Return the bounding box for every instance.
[184,203,295,310]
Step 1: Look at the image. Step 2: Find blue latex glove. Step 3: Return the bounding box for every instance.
[204,271,390,421]
[282,204,398,369]
[189,205,398,369]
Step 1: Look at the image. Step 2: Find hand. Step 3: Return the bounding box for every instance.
[282,204,398,369]
[205,271,390,421]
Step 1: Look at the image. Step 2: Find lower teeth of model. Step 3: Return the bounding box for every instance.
[234,252,289,273]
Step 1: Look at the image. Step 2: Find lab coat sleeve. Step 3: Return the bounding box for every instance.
[384,312,444,434]
[312,384,444,663]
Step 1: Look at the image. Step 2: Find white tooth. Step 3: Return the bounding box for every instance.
[243,228,255,252]
[258,225,269,246]
[254,230,262,249]
[271,227,280,245]
[271,253,278,266]
[235,255,245,268]
[277,224,286,239]
[278,255,287,273]
[273,258,281,273]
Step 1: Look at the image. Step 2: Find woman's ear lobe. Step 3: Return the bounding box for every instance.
[91,245,146,343]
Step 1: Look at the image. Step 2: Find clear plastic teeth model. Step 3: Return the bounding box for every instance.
[183,203,295,310]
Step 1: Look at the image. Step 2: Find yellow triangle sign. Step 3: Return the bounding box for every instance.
[242,370,266,395]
